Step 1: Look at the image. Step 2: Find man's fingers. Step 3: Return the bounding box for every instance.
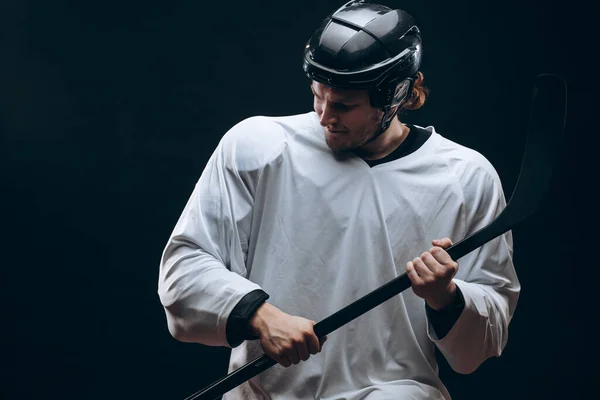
[277,355,291,368]
[319,335,328,347]
[431,238,458,267]
[307,332,321,355]
[406,262,423,285]
[432,237,453,249]
[430,250,458,273]
[412,256,434,280]
[286,352,299,366]
[420,251,446,276]
[297,340,310,362]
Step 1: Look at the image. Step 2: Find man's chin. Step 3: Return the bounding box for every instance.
[325,137,353,153]
[325,132,374,155]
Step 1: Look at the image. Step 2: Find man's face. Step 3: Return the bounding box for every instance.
[311,81,383,152]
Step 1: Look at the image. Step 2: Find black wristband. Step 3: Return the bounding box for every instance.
[425,286,465,339]
[226,289,270,348]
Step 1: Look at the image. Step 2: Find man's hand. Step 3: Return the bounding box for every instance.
[248,303,327,367]
[406,237,459,310]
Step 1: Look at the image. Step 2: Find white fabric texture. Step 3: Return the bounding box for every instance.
[157,111,520,399]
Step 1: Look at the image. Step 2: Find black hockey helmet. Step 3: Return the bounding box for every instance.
[303,1,423,137]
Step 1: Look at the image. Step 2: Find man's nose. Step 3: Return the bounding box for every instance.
[319,104,338,127]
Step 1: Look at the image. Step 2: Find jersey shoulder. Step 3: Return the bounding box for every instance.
[218,116,286,172]
[434,133,502,185]
[218,112,321,172]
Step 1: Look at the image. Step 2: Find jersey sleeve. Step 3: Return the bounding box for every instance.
[157,116,286,347]
[427,152,521,374]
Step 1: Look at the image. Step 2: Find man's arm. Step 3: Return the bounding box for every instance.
[427,162,520,374]
[157,116,327,361]
[157,117,277,347]
[157,150,263,347]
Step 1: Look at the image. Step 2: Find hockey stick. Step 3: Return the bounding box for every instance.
[185,73,567,400]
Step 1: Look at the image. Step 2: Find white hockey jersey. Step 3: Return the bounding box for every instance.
[158,111,520,399]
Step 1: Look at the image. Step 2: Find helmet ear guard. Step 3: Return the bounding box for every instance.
[391,78,415,108]
[370,77,415,110]
[369,77,415,140]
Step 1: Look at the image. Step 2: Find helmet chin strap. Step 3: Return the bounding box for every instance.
[365,78,414,143]
[365,106,400,143]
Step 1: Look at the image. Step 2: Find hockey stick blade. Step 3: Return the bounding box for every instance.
[184,73,567,400]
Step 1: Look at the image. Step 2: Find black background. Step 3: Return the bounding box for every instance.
[2,0,597,399]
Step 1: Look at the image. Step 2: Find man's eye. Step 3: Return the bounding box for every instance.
[334,104,352,111]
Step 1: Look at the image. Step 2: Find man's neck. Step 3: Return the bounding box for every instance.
[354,118,411,161]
